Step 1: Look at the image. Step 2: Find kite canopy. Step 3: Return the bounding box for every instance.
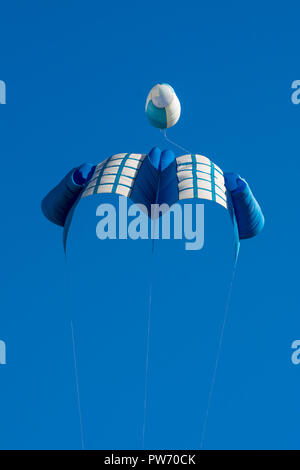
[145,84,181,129]
[41,148,264,257]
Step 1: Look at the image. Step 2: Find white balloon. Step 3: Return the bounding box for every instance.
[145,83,181,129]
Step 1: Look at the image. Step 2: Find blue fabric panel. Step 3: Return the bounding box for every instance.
[129,156,160,213]
[158,160,179,207]
[225,176,265,240]
[224,172,240,192]
[41,168,84,227]
[160,149,175,171]
[148,146,161,170]
[73,163,96,185]
[226,190,240,261]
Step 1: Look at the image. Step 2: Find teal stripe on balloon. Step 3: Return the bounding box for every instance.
[146,101,167,129]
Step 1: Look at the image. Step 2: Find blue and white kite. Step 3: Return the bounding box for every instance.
[42,84,264,255]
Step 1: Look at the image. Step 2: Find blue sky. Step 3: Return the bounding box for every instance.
[0,0,300,449]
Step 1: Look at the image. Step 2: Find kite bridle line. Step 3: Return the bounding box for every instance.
[70,320,85,450]
[161,129,192,155]
[65,140,238,450]
[65,256,85,450]
[144,133,240,449]
[142,171,161,450]
[200,254,239,449]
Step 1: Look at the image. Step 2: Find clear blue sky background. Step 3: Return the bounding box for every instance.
[0,0,300,450]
